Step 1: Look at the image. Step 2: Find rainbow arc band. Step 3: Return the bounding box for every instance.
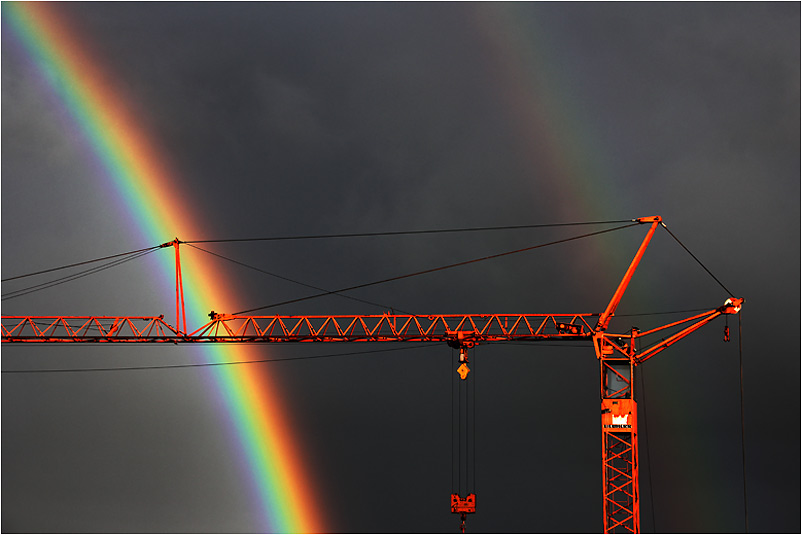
[3,4,324,531]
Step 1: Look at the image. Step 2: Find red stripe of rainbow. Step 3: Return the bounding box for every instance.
[3,3,323,532]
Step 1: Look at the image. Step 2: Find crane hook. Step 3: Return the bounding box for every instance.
[451,493,475,532]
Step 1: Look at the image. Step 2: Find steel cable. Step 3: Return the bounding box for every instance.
[639,366,657,532]
[451,348,456,496]
[661,223,735,296]
[1,249,157,301]
[0,220,636,308]
[471,347,476,496]
[738,312,749,532]
[185,243,410,314]
[1,245,163,282]
[234,223,639,315]
[184,220,636,245]
[0,343,438,374]
[614,307,711,318]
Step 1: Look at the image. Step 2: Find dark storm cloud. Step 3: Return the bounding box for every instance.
[2,2,799,533]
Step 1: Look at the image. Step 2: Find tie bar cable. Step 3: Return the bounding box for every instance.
[185,243,410,314]
[233,223,639,315]
[660,223,735,296]
[1,244,165,282]
[183,220,636,245]
[1,249,158,301]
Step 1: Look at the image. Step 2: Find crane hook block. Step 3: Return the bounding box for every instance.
[457,362,471,380]
[451,493,476,514]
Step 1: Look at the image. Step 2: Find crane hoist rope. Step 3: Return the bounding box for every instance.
[232,223,639,315]
[450,344,477,533]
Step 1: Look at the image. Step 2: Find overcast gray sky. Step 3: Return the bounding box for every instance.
[2,2,799,533]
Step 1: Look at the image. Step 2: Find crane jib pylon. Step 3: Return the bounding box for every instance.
[1,216,743,534]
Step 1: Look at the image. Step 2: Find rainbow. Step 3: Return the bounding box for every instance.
[466,3,639,304]
[3,3,323,532]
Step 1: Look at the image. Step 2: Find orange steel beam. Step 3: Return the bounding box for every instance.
[173,239,187,335]
[633,298,742,364]
[2,304,740,346]
[2,313,598,343]
[193,312,598,342]
[596,216,661,333]
[1,315,179,342]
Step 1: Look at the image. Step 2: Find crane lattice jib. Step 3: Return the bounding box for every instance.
[2,313,597,344]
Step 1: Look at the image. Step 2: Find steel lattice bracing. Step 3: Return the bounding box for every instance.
[2,307,740,347]
[1,315,180,343]
[602,429,639,532]
[2,313,597,344]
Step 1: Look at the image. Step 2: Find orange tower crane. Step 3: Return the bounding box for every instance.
[1,216,742,533]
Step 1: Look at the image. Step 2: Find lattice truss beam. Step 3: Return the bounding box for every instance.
[1,316,179,343]
[2,313,597,343]
[1,301,741,346]
[603,431,639,533]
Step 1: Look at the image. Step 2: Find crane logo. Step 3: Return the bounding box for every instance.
[612,414,629,426]
[602,400,634,429]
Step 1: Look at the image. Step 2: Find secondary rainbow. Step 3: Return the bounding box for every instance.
[3,3,324,532]
[469,5,728,529]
